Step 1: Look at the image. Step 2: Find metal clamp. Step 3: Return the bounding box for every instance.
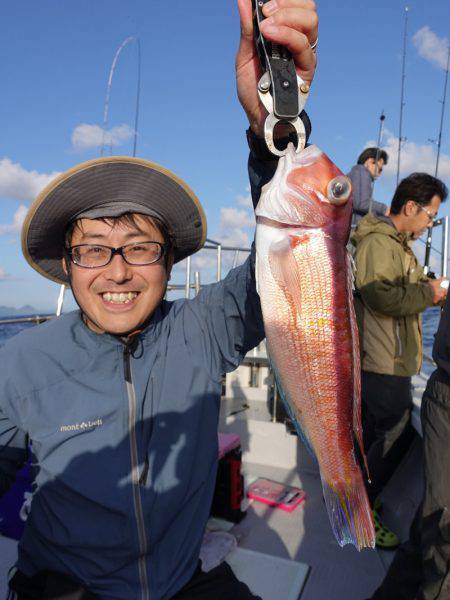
[253,0,310,156]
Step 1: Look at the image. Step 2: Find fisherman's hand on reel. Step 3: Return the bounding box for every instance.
[236,0,318,137]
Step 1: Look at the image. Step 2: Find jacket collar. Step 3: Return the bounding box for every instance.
[75,303,166,348]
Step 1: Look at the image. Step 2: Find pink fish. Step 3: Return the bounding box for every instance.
[255,145,374,550]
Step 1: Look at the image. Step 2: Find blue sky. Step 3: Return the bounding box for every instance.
[1,0,450,311]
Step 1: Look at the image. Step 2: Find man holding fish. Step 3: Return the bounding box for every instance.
[0,2,321,599]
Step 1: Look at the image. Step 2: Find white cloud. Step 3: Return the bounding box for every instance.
[0,205,28,236]
[192,251,218,271]
[170,187,256,291]
[215,199,255,252]
[236,186,253,208]
[367,129,450,181]
[413,26,449,71]
[0,158,60,202]
[71,123,134,151]
[170,188,255,289]
[0,266,7,280]
[219,228,251,249]
[220,207,255,229]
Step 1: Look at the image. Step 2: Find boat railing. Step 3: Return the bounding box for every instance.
[417,216,449,373]
[419,215,449,277]
[1,218,448,369]
[166,238,251,299]
[0,315,53,326]
[0,238,251,327]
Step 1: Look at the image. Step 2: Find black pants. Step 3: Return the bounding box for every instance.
[173,562,261,599]
[9,561,261,600]
[361,371,417,504]
[371,368,450,600]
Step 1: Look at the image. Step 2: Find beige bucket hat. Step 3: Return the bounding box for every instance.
[21,156,207,285]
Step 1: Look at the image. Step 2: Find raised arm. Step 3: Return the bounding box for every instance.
[236,0,318,136]
[183,0,319,378]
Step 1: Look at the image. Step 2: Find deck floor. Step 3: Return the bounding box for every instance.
[0,414,423,600]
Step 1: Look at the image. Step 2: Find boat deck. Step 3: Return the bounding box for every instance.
[219,394,423,600]
[0,387,425,600]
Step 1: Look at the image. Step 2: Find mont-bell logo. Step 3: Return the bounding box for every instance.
[60,419,103,433]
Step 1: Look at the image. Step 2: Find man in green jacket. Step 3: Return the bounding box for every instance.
[352,172,448,549]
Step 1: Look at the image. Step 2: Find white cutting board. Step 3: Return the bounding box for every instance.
[226,546,310,600]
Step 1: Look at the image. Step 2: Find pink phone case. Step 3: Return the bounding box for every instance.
[247,478,306,512]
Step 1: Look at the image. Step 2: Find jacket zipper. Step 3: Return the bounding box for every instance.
[395,320,403,356]
[124,345,150,600]
[139,376,153,487]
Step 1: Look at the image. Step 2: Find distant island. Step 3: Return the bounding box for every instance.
[0,305,40,317]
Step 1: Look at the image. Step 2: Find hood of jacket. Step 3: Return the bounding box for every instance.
[351,214,412,249]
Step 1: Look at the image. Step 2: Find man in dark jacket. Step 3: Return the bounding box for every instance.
[371,293,450,600]
[348,147,389,227]
[0,1,318,599]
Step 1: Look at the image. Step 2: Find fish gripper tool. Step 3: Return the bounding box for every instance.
[252,0,310,156]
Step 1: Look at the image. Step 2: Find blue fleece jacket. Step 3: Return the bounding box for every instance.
[0,153,275,599]
[347,164,388,226]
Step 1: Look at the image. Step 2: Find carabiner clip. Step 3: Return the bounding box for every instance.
[253,0,310,157]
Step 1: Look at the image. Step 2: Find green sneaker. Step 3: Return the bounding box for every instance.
[373,496,382,512]
[372,509,400,549]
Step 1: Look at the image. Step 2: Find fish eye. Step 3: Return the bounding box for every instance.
[327,176,352,205]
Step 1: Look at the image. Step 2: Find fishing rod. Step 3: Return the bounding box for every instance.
[100,36,142,157]
[132,38,141,158]
[423,43,450,277]
[368,111,386,215]
[435,44,450,178]
[53,38,143,318]
[396,6,409,187]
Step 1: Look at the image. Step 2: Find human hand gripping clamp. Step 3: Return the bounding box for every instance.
[253,0,310,157]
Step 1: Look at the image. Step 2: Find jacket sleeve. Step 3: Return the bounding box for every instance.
[0,343,28,496]
[350,166,388,218]
[0,410,28,497]
[186,244,264,376]
[184,151,278,377]
[355,234,434,316]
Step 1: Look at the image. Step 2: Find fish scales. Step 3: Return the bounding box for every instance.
[255,144,375,550]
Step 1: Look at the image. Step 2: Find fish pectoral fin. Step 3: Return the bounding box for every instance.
[268,235,303,314]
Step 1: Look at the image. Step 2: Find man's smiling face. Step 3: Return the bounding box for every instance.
[63,214,172,335]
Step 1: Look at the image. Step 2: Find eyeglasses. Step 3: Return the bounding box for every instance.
[414,202,436,224]
[67,241,167,268]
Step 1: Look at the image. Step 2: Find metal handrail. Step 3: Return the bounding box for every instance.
[173,237,251,299]
[423,353,435,365]
[0,315,53,326]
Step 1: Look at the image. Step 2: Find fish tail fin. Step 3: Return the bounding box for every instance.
[321,474,375,551]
